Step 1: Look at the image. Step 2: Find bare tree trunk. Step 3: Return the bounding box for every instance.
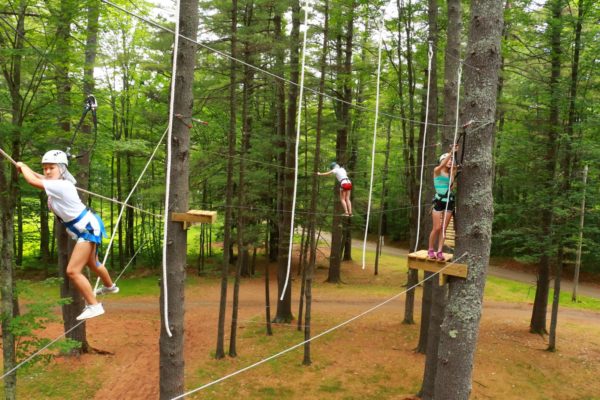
[531,0,564,335]
[433,0,503,397]
[216,0,238,359]
[416,0,439,354]
[275,0,300,322]
[303,0,329,364]
[159,0,198,397]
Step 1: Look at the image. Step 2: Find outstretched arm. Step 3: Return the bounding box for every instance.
[17,162,45,190]
[317,169,334,176]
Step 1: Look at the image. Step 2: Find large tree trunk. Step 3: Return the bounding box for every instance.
[53,0,90,352]
[216,0,238,359]
[416,0,439,354]
[398,0,418,323]
[303,0,329,365]
[433,0,503,398]
[420,0,460,395]
[159,0,198,397]
[549,0,572,352]
[530,0,564,335]
[274,0,300,322]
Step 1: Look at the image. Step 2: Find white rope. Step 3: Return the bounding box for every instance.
[280,0,310,301]
[161,0,182,338]
[413,42,434,253]
[171,252,469,399]
[362,18,385,269]
[442,63,463,237]
[93,128,168,292]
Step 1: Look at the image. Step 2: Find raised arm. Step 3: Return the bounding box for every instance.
[17,162,45,190]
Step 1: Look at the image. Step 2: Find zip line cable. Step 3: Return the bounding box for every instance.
[413,41,434,253]
[171,252,469,399]
[281,1,310,301]
[160,0,182,338]
[99,0,458,129]
[362,17,384,270]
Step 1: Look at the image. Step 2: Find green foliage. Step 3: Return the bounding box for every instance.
[8,279,80,372]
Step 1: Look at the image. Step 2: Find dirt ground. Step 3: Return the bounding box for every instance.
[29,253,600,400]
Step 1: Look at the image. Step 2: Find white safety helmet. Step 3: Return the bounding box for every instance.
[439,153,450,163]
[42,150,69,165]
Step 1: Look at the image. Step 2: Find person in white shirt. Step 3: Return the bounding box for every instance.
[17,150,119,321]
[317,162,353,216]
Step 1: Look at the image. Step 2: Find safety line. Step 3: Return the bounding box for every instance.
[362,17,385,270]
[0,320,84,380]
[281,0,310,301]
[442,63,463,237]
[0,241,146,381]
[93,128,168,292]
[99,0,457,129]
[171,252,468,399]
[160,0,182,338]
[413,41,434,253]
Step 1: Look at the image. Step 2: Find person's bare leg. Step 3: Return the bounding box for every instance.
[66,242,98,305]
[87,245,114,288]
[429,211,442,251]
[344,190,352,215]
[339,191,349,214]
[437,211,453,253]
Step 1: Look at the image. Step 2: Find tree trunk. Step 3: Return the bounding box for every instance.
[433,0,503,397]
[52,0,90,352]
[419,277,448,399]
[216,0,238,359]
[416,0,440,354]
[328,3,354,282]
[274,0,300,322]
[159,0,198,397]
[530,0,564,335]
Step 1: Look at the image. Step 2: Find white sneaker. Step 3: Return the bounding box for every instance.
[95,284,120,296]
[76,303,105,320]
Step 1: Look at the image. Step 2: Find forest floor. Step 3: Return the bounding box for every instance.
[8,242,600,400]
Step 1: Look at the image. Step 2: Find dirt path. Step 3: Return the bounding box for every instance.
[319,232,600,299]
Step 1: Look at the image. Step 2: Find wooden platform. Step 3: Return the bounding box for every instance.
[407,249,467,285]
[171,210,217,229]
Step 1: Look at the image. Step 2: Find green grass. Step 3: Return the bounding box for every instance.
[484,275,600,311]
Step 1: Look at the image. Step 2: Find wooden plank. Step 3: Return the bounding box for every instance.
[407,250,467,279]
[171,210,217,225]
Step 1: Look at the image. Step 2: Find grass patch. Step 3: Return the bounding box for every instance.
[484,275,600,311]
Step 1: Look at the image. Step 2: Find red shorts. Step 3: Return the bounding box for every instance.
[341,181,352,191]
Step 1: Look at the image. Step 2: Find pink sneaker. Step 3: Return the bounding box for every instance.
[436,251,445,261]
[427,249,436,259]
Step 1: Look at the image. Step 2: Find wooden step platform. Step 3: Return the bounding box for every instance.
[407,249,467,285]
[171,210,217,229]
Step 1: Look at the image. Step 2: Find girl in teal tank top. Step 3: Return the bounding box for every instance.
[428,146,458,261]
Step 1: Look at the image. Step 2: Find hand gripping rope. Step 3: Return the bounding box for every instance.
[362,16,385,269]
[280,0,310,301]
